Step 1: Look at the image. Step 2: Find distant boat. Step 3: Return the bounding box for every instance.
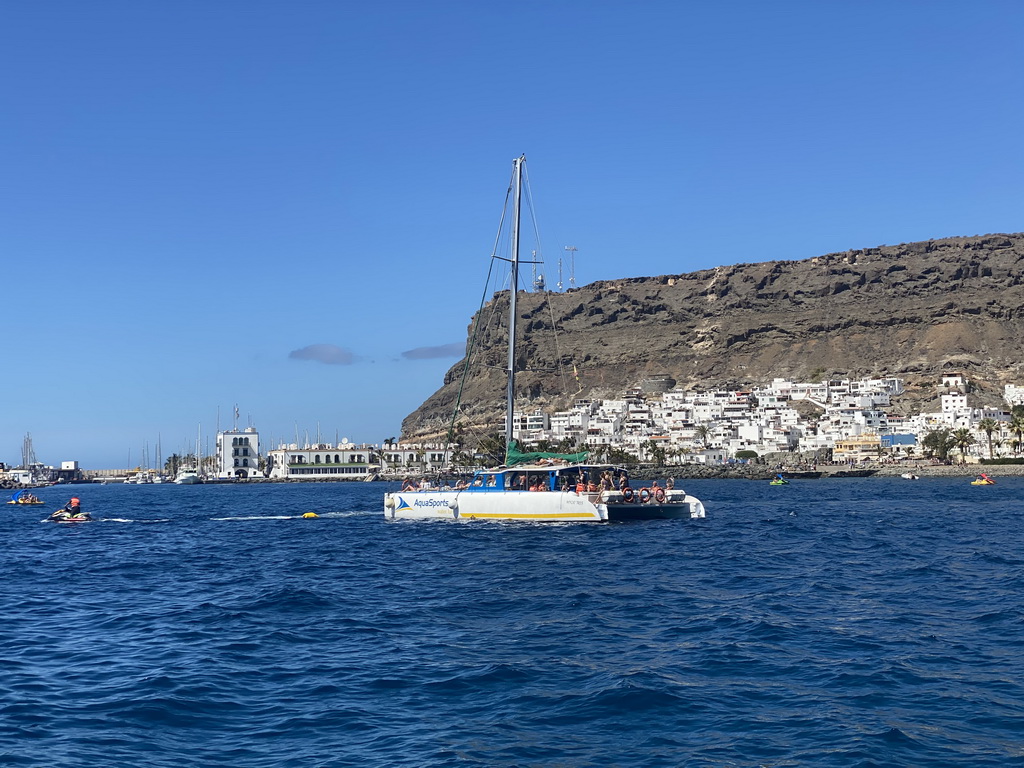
[769,474,789,486]
[174,426,204,484]
[6,490,44,505]
[382,156,705,523]
[173,468,201,485]
[971,473,995,486]
[900,472,919,480]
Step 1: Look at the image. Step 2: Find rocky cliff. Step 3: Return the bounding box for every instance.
[402,233,1024,440]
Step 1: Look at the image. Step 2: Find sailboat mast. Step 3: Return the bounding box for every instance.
[505,155,524,460]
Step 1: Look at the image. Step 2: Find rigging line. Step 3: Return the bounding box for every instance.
[521,162,579,399]
[441,256,498,463]
[521,161,545,267]
[544,295,573,397]
[439,163,519,465]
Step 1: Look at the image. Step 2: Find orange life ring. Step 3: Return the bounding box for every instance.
[653,487,666,503]
[638,487,651,503]
[622,486,635,503]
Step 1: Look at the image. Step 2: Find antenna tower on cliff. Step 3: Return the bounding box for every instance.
[531,250,546,292]
[564,245,578,289]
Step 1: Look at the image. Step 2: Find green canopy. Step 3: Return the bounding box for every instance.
[505,441,589,467]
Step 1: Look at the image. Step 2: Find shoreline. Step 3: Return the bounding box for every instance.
[630,462,1024,481]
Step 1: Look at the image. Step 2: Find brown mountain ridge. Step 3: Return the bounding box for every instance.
[402,233,1024,441]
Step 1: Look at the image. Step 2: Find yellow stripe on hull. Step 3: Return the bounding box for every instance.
[459,511,601,520]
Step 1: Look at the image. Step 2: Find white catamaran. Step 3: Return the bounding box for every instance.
[383,155,706,523]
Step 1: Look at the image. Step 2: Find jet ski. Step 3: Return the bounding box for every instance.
[47,510,93,523]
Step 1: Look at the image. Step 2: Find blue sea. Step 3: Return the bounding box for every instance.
[2,478,1024,767]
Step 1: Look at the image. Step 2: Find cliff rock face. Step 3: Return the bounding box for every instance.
[403,233,1024,440]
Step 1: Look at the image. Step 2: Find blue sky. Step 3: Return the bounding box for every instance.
[2,1,1021,469]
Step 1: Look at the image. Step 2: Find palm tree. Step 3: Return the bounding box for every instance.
[922,428,954,462]
[977,418,998,459]
[694,425,711,449]
[639,439,657,463]
[165,453,183,476]
[477,434,506,466]
[951,428,975,463]
[651,445,667,467]
[1010,415,1024,455]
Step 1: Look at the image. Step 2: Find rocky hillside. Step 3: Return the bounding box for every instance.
[402,233,1024,441]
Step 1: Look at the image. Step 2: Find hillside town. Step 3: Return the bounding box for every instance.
[5,373,1023,488]
[501,373,1024,467]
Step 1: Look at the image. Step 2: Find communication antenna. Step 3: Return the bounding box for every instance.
[531,250,545,291]
[531,249,546,291]
[564,245,578,289]
[557,258,564,291]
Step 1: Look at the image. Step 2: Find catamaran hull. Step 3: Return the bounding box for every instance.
[385,490,605,522]
[383,491,706,522]
[604,500,705,521]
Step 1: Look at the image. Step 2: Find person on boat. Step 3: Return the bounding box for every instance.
[401,478,419,492]
[63,497,82,515]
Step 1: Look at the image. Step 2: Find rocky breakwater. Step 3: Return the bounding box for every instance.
[403,233,1024,442]
[871,462,1024,478]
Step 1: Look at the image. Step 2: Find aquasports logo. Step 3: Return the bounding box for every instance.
[413,498,451,508]
[395,495,451,512]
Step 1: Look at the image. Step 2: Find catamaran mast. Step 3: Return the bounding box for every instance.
[505,155,524,461]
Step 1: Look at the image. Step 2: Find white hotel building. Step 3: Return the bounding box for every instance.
[215,427,261,479]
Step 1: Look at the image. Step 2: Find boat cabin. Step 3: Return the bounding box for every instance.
[468,464,622,493]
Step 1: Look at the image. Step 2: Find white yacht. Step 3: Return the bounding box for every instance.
[173,468,201,485]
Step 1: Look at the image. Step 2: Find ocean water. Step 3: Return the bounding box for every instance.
[2,478,1024,767]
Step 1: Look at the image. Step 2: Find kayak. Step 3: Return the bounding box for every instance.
[769,479,788,486]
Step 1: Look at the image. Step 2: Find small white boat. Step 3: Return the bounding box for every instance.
[900,472,920,480]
